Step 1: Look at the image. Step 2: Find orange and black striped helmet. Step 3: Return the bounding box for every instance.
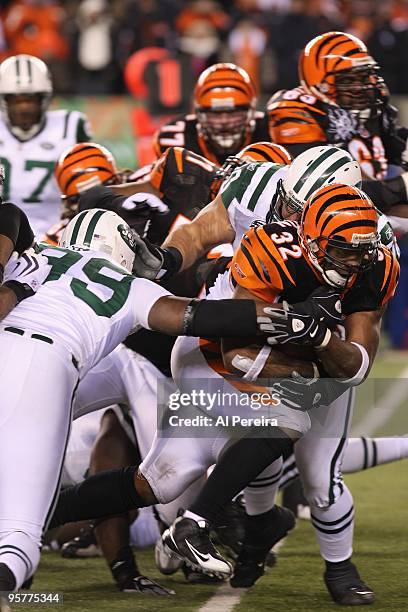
[300,183,380,288]
[55,142,119,200]
[210,142,292,199]
[194,63,256,111]
[299,32,381,111]
[236,141,292,165]
[194,63,257,155]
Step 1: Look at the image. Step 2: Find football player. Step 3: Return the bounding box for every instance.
[44,140,290,592]
[0,54,92,238]
[268,32,408,183]
[158,184,398,605]
[153,63,270,165]
[0,207,274,593]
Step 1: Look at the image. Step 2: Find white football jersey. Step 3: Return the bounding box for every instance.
[0,110,91,238]
[3,246,170,377]
[220,161,288,250]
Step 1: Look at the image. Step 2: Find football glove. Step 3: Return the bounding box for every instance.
[292,286,342,329]
[270,369,348,411]
[119,192,169,217]
[258,302,331,348]
[270,371,322,411]
[3,250,47,302]
[131,231,182,281]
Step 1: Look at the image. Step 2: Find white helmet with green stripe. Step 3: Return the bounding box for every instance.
[274,145,362,220]
[59,209,136,273]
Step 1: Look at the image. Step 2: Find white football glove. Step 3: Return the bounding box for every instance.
[3,250,48,301]
[120,192,169,216]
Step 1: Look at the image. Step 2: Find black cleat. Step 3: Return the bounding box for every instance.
[181,564,223,584]
[231,505,296,588]
[119,574,175,595]
[61,526,102,559]
[162,516,232,579]
[324,562,375,605]
[212,496,246,560]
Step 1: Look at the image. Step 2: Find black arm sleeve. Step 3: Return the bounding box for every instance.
[362,175,407,212]
[0,203,34,253]
[183,298,258,337]
[78,184,124,213]
[79,185,152,235]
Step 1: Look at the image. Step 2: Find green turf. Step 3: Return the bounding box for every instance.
[20,462,408,612]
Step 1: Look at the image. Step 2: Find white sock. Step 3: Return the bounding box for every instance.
[0,531,40,589]
[310,485,354,562]
[343,436,408,473]
[244,458,282,515]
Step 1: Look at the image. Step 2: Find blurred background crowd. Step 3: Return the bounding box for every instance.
[1,0,408,97]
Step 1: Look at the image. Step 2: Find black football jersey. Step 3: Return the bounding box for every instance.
[153,112,270,166]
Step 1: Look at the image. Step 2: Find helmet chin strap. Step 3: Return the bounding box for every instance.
[321,267,349,289]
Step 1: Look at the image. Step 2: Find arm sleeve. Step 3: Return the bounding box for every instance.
[0,203,34,252]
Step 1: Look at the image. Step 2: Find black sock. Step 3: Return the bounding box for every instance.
[326,558,353,572]
[190,429,293,524]
[110,546,139,587]
[48,466,147,529]
[0,563,16,591]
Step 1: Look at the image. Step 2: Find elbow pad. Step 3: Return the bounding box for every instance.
[182,299,258,338]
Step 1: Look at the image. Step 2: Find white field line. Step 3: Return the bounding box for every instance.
[198,584,247,612]
[351,365,408,436]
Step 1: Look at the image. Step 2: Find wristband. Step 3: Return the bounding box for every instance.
[3,280,34,303]
[0,262,4,284]
[316,328,332,349]
[156,246,183,281]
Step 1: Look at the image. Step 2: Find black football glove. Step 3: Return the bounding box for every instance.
[292,286,342,329]
[258,302,331,348]
[270,370,349,411]
[130,231,182,281]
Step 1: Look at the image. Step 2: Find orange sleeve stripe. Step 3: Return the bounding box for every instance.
[174,146,184,174]
[381,250,400,305]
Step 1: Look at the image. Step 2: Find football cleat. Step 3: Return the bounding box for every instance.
[211,496,246,560]
[230,505,296,588]
[324,562,375,605]
[162,516,232,579]
[61,526,102,559]
[154,536,183,575]
[119,574,175,595]
[182,564,224,584]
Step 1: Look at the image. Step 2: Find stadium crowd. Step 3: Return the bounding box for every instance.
[1,0,408,95]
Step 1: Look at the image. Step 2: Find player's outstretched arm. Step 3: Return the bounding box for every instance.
[161,193,235,270]
[147,295,261,338]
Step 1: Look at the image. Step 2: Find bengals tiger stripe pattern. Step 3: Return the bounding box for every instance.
[55,142,118,198]
[237,141,292,165]
[299,31,377,105]
[194,63,257,111]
